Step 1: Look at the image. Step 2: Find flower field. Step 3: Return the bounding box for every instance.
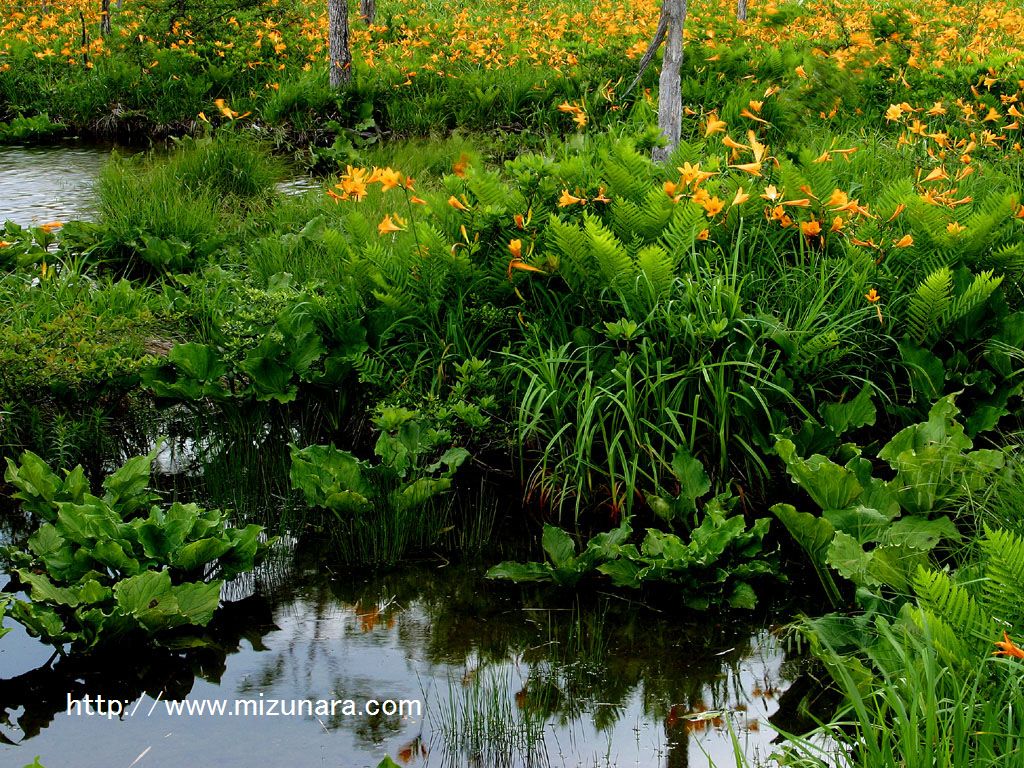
[3,1,1024,766]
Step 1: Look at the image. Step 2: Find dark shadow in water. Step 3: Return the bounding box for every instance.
[0,595,277,744]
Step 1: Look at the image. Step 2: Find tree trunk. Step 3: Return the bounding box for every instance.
[328,0,351,89]
[360,0,376,25]
[737,0,748,21]
[651,0,687,163]
[101,0,112,35]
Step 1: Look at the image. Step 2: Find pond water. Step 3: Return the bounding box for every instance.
[0,144,112,225]
[0,143,318,227]
[0,148,812,768]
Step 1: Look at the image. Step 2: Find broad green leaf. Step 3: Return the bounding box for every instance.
[821,384,876,436]
[173,538,233,572]
[826,532,882,589]
[598,559,644,588]
[172,581,222,626]
[771,504,835,568]
[541,524,576,569]
[103,446,160,515]
[114,570,178,631]
[670,448,711,510]
[16,570,82,607]
[823,506,891,545]
[727,582,758,610]
[776,439,863,511]
[485,561,553,582]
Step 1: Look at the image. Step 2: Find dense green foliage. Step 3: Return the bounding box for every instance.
[1,447,271,651]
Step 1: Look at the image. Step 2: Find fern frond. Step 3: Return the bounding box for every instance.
[906,267,953,344]
[912,566,995,654]
[981,525,1024,630]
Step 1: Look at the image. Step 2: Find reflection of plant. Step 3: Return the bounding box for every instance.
[1,447,272,651]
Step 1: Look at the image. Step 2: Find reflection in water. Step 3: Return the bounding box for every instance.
[0,144,111,225]
[0,404,804,767]
[1,551,797,767]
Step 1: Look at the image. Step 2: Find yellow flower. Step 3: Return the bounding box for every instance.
[730,161,763,177]
[696,228,710,241]
[376,167,404,191]
[377,213,407,234]
[558,190,585,207]
[448,195,471,211]
[827,189,849,209]
[39,221,63,233]
[701,196,725,218]
[947,221,966,235]
[865,288,881,303]
[508,239,523,259]
[994,631,1024,659]
[704,113,727,136]
[801,219,822,237]
[893,234,914,248]
[731,187,750,207]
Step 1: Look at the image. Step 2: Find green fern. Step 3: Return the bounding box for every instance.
[980,525,1024,630]
[906,267,953,344]
[912,566,996,656]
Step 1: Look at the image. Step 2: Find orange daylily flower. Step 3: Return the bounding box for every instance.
[558,190,586,207]
[508,239,523,259]
[893,234,914,248]
[377,213,407,234]
[731,187,750,207]
[801,219,822,237]
[730,161,763,177]
[947,222,966,235]
[827,189,849,209]
[39,221,63,232]
[704,113,727,136]
[448,195,471,211]
[922,167,949,183]
[702,196,725,217]
[722,135,748,151]
[507,259,546,280]
[995,632,1024,659]
[865,288,881,303]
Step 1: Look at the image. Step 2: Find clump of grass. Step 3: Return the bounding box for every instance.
[429,664,550,768]
[166,132,283,201]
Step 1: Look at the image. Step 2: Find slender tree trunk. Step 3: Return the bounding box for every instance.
[359,0,376,25]
[651,0,687,163]
[101,0,112,35]
[737,0,748,21]
[79,11,90,67]
[328,0,351,89]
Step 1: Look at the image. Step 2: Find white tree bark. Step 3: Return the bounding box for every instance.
[737,0,748,21]
[651,0,688,163]
[328,0,351,89]
[360,0,376,25]
[101,0,111,35]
